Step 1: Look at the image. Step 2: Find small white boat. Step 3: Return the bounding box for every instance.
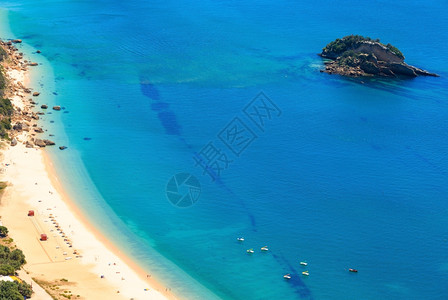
[261,246,269,251]
[302,271,309,276]
[283,273,291,280]
[300,261,308,266]
[246,248,254,254]
[237,237,245,242]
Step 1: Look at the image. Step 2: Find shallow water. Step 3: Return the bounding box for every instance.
[1,0,448,299]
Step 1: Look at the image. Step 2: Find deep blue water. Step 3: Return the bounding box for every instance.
[1,0,448,299]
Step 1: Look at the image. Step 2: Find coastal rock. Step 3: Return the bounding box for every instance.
[360,61,380,75]
[378,67,395,77]
[33,92,40,96]
[10,138,17,147]
[354,42,404,63]
[13,122,30,132]
[13,123,22,131]
[59,146,67,150]
[319,35,439,78]
[26,140,34,148]
[41,104,48,109]
[388,63,417,77]
[29,62,38,66]
[44,139,55,146]
[36,50,41,54]
[34,127,44,133]
[34,139,46,147]
[12,39,22,44]
[53,106,61,111]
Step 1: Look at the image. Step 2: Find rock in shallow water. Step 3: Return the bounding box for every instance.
[34,139,46,147]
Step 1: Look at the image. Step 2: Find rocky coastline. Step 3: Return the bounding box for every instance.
[0,40,59,149]
[319,35,439,78]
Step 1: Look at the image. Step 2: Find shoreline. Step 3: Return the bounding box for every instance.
[42,151,178,299]
[0,36,177,300]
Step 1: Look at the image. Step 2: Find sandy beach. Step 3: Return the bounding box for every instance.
[0,44,176,300]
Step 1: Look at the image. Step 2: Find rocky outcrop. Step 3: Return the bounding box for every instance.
[320,37,439,78]
[32,92,40,96]
[13,122,30,132]
[354,41,404,63]
[34,139,46,147]
[44,139,55,146]
[10,138,17,146]
[360,61,380,74]
[41,104,48,109]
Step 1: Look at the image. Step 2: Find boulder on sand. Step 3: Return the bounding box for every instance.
[44,140,55,146]
[34,139,46,148]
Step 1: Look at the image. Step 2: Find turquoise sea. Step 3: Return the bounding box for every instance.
[1,1,448,299]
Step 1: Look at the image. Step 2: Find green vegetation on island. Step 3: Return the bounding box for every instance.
[322,35,404,59]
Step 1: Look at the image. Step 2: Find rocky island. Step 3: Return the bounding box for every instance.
[319,35,439,78]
